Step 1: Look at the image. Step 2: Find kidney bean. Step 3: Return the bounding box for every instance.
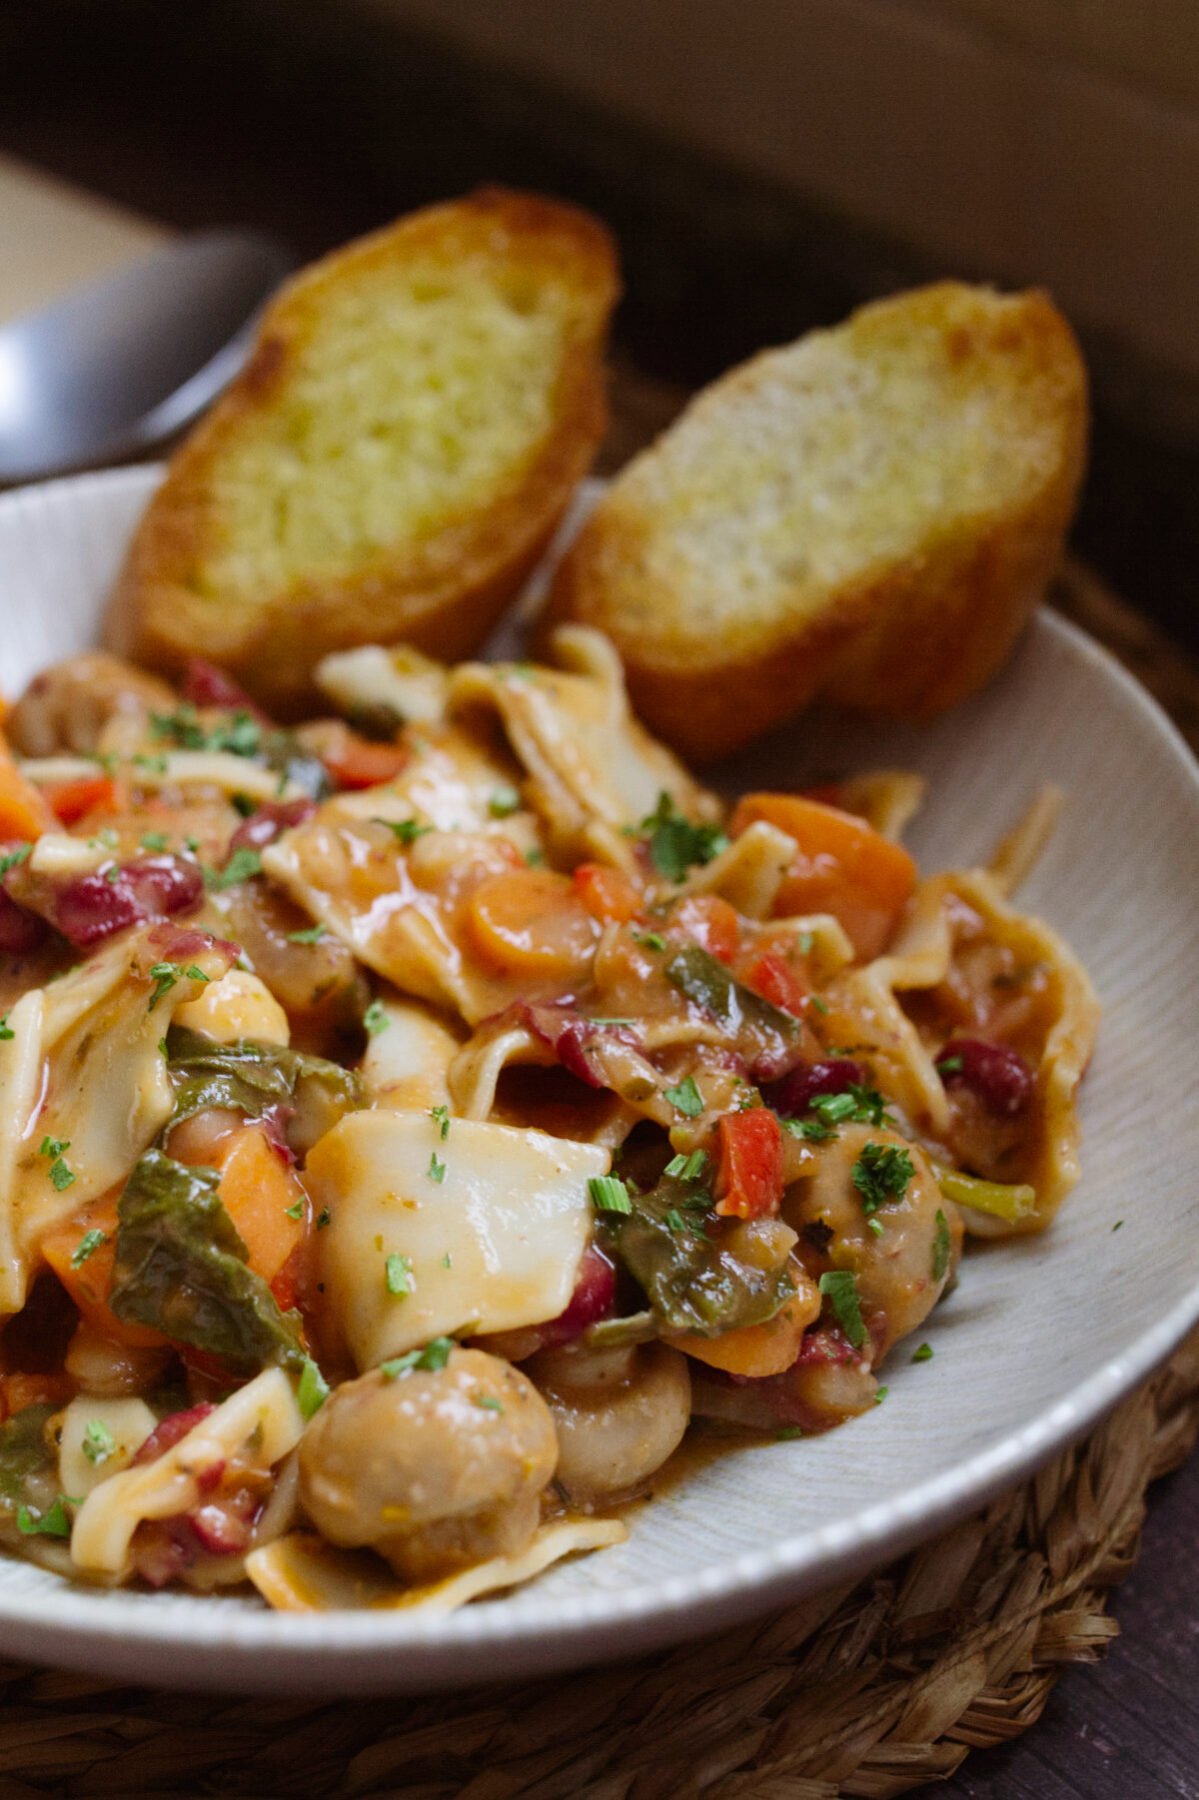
[228,798,316,856]
[538,1245,617,1348]
[131,1403,216,1467]
[181,659,272,724]
[765,1059,867,1117]
[939,1038,1033,1116]
[54,855,202,948]
[0,888,48,954]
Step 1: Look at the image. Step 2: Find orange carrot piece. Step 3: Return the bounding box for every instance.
[729,792,916,960]
[467,868,598,979]
[320,730,408,791]
[671,894,741,964]
[41,1197,166,1350]
[43,774,124,827]
[0,733,54,841]
[573,862,643,925]
[671,1290,817,1379]
[209,1125,307,1286]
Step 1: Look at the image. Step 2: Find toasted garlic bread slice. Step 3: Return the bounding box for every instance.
[547,283,1087,761]
[109,188,619,715]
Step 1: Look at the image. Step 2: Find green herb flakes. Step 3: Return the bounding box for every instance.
[287,924,326,945]
[776,1425,805,1441]
[373,816,430,845]
[316,1208,331,1230]
[140,831,169,852]
[71,1228,106,1269]
[381,1336,454,1380]
[428,1153,446,1184]
[911,1343,934,1363]
[297,1358,330,1420]
[82,1421,116,1466]
[17,1496,75,1539]
[663,1075,703,1118]
[932,1208,951,1282]
[0,1015,13,1042]
[474,1395,504,1413]
[430,1104,450,1140]
[818,1269,866,1348]
[0,844,31,879]
[385,1253,414,1297]
[363,1000,388,1037]
[284,1199,305,1222]
[851,1143,914,1214]
[637,792,729,883]
[207,846,262,890]
[487,785,521,818]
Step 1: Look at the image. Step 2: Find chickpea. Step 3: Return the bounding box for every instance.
[298,1349,557,1583]
[527,1341,690,1502]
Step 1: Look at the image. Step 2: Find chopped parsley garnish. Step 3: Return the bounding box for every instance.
[867,1217,884,1238]
[316,1207,331,1230]
[147,963,178,1011]
[797,931,814,955]
[809,995,829,1016]
[818,1269,866,1348]
[911,1342,934,1363]
[38,1136,75,1192]
[1112,1220,1124,1232]
[297,1358,330,1420]
[0,844,31,879]
[363,1000,389,1037]
[284,1198,305,1221]
[776,1426,805,1441]
[663,1075,703,1118]
[17,1496,76,1539]
[524,847,545,868]
[381,1336,454,1379]
[785,1115,836,1143]
[287,924,327,945]
[474,1395,504,1413]
[430,1104,450,1140]
[133,752,169,775]
[428,1153,446,1184]
[932,1208,951,1281]
[385,1252,414,1297]
[441,1252,452,1268]
[82,1420,116,1466]
[874,1386,889,1404]
[372,816,430,845]
[637,792,729,883]
[206,846,262,890]
[71,1228,106,1268]
[634,930,667,952]
[851,1143,914,1214]
[0,1015,12,1041]
[151,705,263,759]
[589,1174,633,1215]
[140,831,169,852]
[487,785,521,818]
[935,1053,964,1075]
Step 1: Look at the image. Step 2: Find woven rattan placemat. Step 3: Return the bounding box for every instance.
[0,563,1194,1799]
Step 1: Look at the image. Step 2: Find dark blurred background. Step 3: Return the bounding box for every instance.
[0,0,1196,657]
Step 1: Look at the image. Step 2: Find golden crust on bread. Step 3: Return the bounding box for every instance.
[107,188,619,716]
[545,283,1087,762]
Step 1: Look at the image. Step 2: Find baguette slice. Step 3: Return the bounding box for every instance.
[546,282,1087,761]
[108,188,619,715]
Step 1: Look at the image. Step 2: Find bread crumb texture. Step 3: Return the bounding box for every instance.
[549,282,1087,759]
[110,188,618,713]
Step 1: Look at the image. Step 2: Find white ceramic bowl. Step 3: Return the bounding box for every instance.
[0,467,1197,1694]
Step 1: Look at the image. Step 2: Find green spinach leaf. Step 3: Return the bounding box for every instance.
[111,1150,305,1373]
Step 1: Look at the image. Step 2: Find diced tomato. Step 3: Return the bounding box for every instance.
[269,1243,306,1316]
[671,894,741,964]
[729,793,916,961]
[739,948,809,1017]
[43,774,124,827]
[320,729,408,791]
[573,862,643,925]
[715,1108,785,1219]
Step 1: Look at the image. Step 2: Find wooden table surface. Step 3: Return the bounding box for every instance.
[0,153,1197,1800]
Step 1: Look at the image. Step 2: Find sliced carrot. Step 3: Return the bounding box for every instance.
[738,947,809,1016]
[670,894,741,964]
[573,862,643,925]
[467,868,598,979]
[42,1197,166,1350]
[320,728,408,791]
[671,1290,818,1379]
[203,1124,307,1286]
[729,793,916,960]
[43,774,124,827]
[0,732,54,841]
[715,1108,785,1219]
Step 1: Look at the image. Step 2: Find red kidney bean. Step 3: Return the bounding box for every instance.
[131,1404,216,1467]
[939,1038,1033,1116]
[188,1499,255,1557]
[516,1000,644,1091]
[228,798,316,856]
[181,659,272,724]
[538,1244,617,1348]
[765,1059,868,1117]
[54,855,202,948]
